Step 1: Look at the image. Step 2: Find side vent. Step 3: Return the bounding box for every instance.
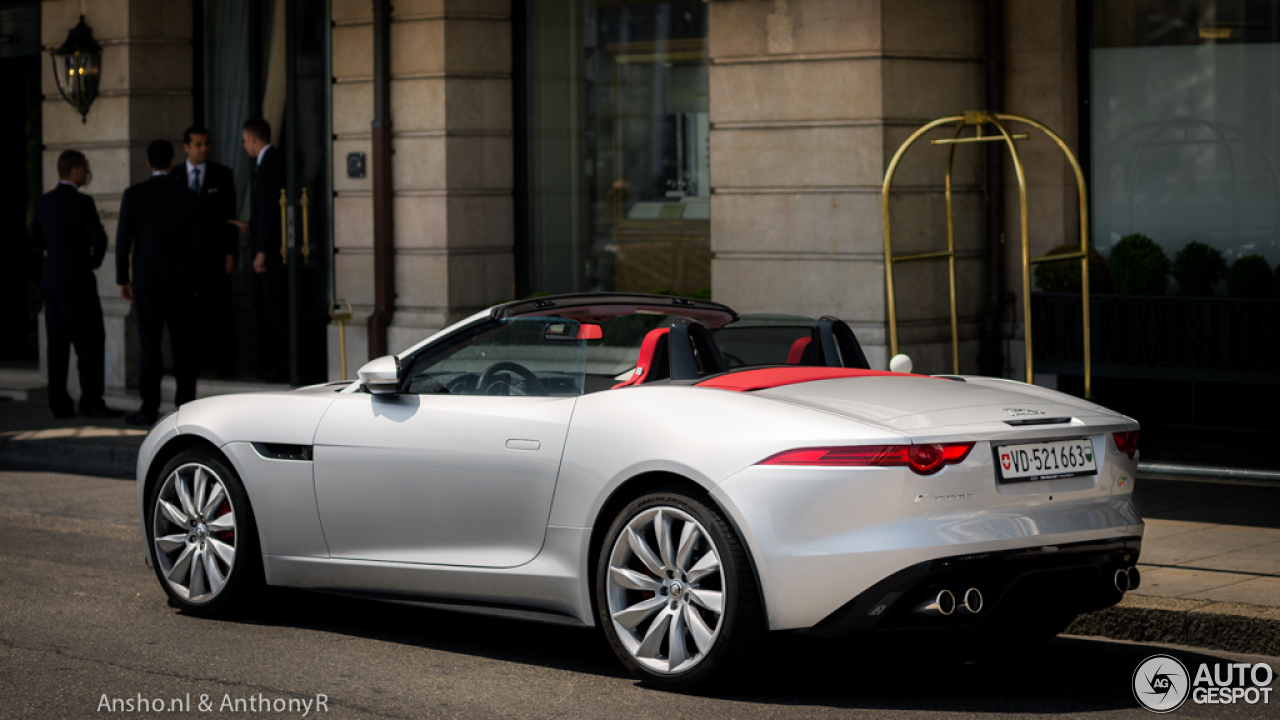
[252,443,314,461]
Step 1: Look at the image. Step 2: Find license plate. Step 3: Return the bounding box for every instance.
[995,438,1096,482]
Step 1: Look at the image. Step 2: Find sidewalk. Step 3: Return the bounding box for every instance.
[1,379,1278,655]
[0,371,280,478]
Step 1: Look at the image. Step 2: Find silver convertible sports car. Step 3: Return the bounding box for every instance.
[137,292,1143,689]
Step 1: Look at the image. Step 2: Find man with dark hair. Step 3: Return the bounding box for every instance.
[235,117,288,383]
[173,125,238,377]
[116,139,202,425]
[31,150,121,419]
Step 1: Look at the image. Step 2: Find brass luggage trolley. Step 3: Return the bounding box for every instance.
[882,111,1093,397]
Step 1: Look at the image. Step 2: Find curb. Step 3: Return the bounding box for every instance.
[0,438,138,480]
[1067,594,1280,657]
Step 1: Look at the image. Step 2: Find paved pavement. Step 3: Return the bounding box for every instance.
[1,469,1276,719]
[3,385,1280,656]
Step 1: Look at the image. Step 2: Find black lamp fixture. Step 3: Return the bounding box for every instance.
[50,15,103,123]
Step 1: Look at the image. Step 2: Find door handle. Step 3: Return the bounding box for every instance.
[299,188,311,262]
[278,188,288,265]
[505,439,540,451]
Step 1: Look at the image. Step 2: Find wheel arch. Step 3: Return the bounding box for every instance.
[140,434,236,566]
[584,470,768,628]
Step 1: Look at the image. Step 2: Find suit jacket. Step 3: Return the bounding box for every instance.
[115,174,202,293]
[172,161,237,268]
[32,183,108,290]
[250,145,286,262]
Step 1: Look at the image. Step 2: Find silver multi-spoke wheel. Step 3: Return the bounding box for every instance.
[152,462,237,604]
[606,506,723,675]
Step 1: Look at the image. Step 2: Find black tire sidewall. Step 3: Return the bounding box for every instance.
[595,488,761,690]
[147,447,261,616]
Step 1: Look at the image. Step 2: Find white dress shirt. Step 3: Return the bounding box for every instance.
[186,159,206,192]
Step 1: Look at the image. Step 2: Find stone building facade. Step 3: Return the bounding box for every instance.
[24,0,1090,397]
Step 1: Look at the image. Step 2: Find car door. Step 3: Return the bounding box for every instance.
[311,317,588,568]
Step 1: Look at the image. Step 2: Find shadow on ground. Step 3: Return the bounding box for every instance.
[189,586,1248,714]
[1135,478,1280,530]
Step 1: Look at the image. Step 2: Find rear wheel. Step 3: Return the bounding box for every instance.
[148,448,262,616]
[596,488,763,689]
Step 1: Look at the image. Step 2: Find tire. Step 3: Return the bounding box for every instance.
[596,487,763,690]
[147,447,263,616]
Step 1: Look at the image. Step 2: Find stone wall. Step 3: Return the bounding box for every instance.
[329,0,514,376]
[707,0,986,374]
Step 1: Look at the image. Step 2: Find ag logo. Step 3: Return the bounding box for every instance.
[1134,654,1190,713]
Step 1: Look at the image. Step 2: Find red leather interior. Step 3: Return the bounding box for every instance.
[695,366,911,392]
[786,337,812,365]
[612,328,671,389]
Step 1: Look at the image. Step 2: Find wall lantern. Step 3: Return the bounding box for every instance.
[50,15,102,123]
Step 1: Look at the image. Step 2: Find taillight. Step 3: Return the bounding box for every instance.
[758,443,974,475]
[1113,430,1139,460]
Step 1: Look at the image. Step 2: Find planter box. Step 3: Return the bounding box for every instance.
[1031,292,1280,385]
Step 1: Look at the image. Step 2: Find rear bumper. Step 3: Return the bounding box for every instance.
[711,458,1143,631]
[805,535,1141,636]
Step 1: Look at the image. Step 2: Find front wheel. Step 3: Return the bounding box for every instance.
[148,448,262,616]
[596,488,763,689]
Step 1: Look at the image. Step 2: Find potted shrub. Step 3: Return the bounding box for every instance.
[1034,244,1112,292]
[1226,255,1272,298]
[1108,234,1170,295]
[1172,241,1226,296]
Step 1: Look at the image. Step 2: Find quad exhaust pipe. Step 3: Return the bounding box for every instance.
[915,587,983,617]
[1114,566,1141,593]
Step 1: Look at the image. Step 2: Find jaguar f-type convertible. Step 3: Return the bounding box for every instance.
[136,292,1143,688]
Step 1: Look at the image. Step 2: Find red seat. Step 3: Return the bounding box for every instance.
[612,328,671,389]
[786,337,812,365]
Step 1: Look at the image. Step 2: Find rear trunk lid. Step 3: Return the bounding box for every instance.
[754,375,1128,440]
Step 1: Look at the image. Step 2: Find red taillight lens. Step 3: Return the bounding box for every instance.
[1113,430,1139,460]
[758,443,974,475]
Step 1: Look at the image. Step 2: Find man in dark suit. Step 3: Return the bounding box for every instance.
[234,117,288,383]
[31,150,121,419]
[116,140,202,425]
[172,125,238,378]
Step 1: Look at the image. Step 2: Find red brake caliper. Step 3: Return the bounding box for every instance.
[216,500,234,544]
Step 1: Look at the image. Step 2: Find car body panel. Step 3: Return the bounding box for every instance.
[311,392,576,567]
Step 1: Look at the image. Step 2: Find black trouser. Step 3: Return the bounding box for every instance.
[259,264,288,378]
[134,288,197,413]
[198,268,237,376]
[43,280,106,413]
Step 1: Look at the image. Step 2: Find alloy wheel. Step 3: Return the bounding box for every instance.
[605,506,724,675]
[152,462,238,603]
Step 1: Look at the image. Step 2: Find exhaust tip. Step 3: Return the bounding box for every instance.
[936,589,956,616]
[1114,568,1130,593]
[1128,566,1141,591]
[963,587,983,614]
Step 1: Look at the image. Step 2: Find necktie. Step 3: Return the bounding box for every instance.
[190,167,201,193]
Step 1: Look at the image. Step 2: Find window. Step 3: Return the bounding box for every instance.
[523,1,711,296]
[1089,0,1280,269]
[404,318,589,396]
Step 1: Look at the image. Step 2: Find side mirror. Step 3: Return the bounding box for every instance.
[358,355,401,395]
[889,354,914,374]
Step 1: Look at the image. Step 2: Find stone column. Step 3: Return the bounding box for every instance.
[330,0,513,376]
[1002,0,1079,382]
[708,0,984,373]
[39,0,192,396]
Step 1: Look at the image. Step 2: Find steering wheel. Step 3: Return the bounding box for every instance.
[477,361,546,396]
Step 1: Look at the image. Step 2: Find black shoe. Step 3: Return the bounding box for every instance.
[125,411,159,426]
[51,407,76,419]
[80,404,124,419]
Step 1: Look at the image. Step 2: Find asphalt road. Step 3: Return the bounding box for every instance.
[1,470,1276,719]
